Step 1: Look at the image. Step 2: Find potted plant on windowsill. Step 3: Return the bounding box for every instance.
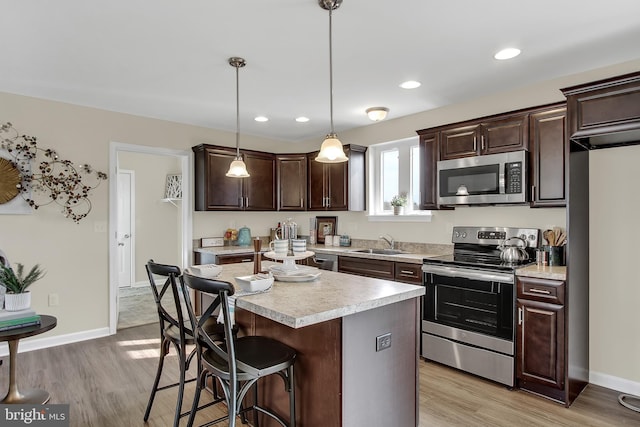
[390,193,408,215]
[0,263,45,311]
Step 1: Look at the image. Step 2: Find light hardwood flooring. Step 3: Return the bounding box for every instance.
[1,323,639,427]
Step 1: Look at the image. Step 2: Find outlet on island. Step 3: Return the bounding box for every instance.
[376,332,392,352]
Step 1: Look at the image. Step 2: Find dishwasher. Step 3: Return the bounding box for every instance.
[309,253,338,271]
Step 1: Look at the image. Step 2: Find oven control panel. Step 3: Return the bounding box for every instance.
[452,226,539,247]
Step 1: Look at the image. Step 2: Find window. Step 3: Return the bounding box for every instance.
[368,137,431,219]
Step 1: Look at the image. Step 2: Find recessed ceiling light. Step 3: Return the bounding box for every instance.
[254,116,269,122]
[400,80,421,89]
[295,117,310,123]
[494,48,521,60]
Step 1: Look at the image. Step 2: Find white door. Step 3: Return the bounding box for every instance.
[117,170,135,288]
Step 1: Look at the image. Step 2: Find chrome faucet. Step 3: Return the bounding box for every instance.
[379,234,395,250]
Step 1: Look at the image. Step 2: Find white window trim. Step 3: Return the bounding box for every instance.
[367,136,432,222]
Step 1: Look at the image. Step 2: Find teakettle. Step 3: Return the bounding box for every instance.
[498,237,529,263]
[237,226,252,246]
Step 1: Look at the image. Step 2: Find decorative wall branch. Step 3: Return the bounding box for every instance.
[0,122,107,223]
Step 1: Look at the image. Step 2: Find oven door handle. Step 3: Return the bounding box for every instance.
[421,264,514,284]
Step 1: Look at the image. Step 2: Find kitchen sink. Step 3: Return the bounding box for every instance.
[350,248,406,255]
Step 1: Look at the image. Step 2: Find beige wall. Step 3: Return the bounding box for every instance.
[118,152,181,283]
[590,145,640,389]
[1,57,639,392]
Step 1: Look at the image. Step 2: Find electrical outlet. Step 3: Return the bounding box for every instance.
[376,333,392,352]
[201,237,224,247]
[48,293,59,306]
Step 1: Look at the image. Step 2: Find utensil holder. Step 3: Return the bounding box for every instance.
[543,245,565,266]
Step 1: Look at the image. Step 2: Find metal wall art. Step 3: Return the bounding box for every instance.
[0,122,108,223]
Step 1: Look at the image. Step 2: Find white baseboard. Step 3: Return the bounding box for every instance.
[590,370,640,396]
[0,327,111,357]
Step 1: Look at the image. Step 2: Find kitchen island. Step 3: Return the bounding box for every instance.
[209,261,425,427]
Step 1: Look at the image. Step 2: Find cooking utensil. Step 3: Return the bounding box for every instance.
[498,237,530,263]
[543,229,556,246]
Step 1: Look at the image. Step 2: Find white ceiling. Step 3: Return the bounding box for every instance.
[2,0,640,142]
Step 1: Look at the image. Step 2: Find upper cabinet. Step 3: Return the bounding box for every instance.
[193,144,275,211]
[307,144,367,211]
[418,132,440,210]
[561,71,640,149]
[529,104,567,207]
[276,154,307,211]
[440,113,529,160]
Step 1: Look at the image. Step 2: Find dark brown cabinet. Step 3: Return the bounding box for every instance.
[276,154,307,211]
[439,113,529,160]
[529,104,567,207]
[418,132,439,210]
[193,144,275,211]
[338,256,395,280]
[516,276,567,402]
[307,145,366,211]
[394,262,422,284]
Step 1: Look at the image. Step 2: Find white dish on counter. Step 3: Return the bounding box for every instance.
[187,264,222,278]
[234,274,274,292]
[268,265,321,282]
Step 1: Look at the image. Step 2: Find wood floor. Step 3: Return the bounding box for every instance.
[1,323,638,427]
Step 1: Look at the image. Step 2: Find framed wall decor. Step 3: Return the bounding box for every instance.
[164,174,182,199]
[316,216,337,244]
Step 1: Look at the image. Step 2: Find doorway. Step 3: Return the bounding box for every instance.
[108,142,192,334]
[117,169,135,289]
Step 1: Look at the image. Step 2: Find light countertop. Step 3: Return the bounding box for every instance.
[210,261,425,329]
[516,264,567,281]
[195,244,446,264]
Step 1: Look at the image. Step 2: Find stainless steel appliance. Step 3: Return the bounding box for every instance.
[437,150,528,205]
[421,226,539,386]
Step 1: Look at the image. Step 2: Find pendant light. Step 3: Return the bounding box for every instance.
[226,57,250,177]
[316,0,348,163]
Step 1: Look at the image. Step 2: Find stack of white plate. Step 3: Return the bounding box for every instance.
[268,265,322,282]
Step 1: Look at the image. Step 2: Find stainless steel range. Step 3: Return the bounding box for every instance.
[421,226,539,387]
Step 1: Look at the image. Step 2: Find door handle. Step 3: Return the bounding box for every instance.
[518,307,523,325]
[123,234,130,239]
[118,242,125,246]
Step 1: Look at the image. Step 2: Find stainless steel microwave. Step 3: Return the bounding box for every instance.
[437,150,527,205]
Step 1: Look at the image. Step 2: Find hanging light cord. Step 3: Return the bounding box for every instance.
[235,62,241,159]
[328,5,335,135]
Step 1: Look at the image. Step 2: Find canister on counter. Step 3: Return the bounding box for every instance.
[536,249,548,266]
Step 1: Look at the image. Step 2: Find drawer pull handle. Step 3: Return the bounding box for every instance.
[529,288,551,295]
[240,258,253,262]
[400,270,415,275]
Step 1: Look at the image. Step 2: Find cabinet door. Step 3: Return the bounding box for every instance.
[419,132,439,209]
[307,152,327,210]
[529,106,567,207]
[216,253,254,264]
[202,147,243,210]
[516,298,565,390]
[480,114,529,155]
[277,154,307,211]
[326,162,348,210]
[440,125,480,159]
[243,152,276,210]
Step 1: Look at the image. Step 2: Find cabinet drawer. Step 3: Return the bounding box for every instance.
[338,256,394,280]
[217,253,254,264]
[517,276,565,305]
[394,262,422,284]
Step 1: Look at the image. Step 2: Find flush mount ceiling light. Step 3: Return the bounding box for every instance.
[226,57,250,178]
[365,107,389,121]
[494,48,521,60]
[254,116,269,122]
[316,0,348,164]
[296,116,310,123]
[400,80,421,89]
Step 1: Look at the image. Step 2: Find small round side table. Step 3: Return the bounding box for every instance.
[0,314,57,404]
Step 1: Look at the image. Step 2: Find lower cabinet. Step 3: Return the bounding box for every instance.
[516,276,566,402]
[338,256,395,280]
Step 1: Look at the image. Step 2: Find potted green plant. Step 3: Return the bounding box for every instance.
[390,193,408,215]
[0,263,45,311]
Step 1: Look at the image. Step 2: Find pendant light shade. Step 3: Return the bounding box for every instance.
[226,57,250,178]
[316,0,348,164]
